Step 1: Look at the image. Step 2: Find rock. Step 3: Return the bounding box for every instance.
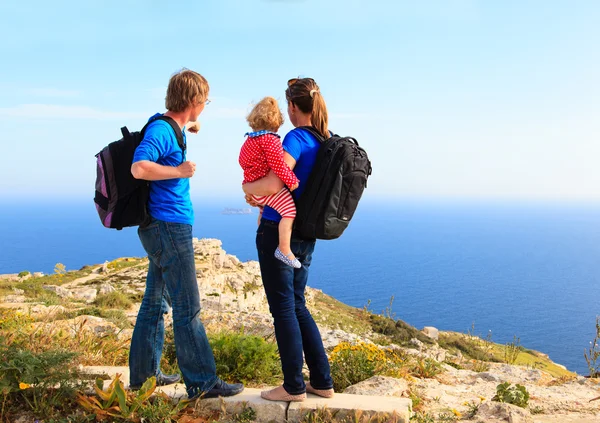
[29,304,66,316]
[488,364,543,384]
[19,274,31,281]
[13,288,25,295]
[201,389,287,423]
[343,376,409,397]
[423,326,439,341]
[71,288,97,303]
[33,272,44,277]
[99,283,116,295]
[223,255,240,268]
[4,294,26,303]
[476,402,533,423]
[43,285,72,298]
[321,329,365,349]
[411,338,425,350]
[101,261,109,274]
[71,315,118,335]
[477,372,503,382]
[213,251,226,269]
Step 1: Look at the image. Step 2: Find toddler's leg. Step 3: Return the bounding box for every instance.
[264,188,301,269]
[277,218,294,256]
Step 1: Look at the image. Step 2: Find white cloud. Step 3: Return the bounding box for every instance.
[0,104,146,120]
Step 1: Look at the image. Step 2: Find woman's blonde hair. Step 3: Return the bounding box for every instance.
[246,97,284,132]
[165,69,209,113]
[285,78,329,139]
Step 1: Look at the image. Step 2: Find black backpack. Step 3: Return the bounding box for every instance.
[294,127,372,240]
[94,115,184,230]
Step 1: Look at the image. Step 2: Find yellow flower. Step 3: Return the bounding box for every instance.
[19,382,31,390]
[478,395,486,401]
[451,408,462,418]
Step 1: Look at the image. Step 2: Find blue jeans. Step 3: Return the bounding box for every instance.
[256,219,333,395]
[129,219,217,397]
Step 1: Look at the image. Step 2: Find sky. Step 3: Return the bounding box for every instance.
[0,0,599,203]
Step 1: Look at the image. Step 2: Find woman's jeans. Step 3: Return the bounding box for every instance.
[256,219,333,395]
[129,219,217,397]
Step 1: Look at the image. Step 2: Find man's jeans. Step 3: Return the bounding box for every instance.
[256,219,333,395]
[129,219,217,397]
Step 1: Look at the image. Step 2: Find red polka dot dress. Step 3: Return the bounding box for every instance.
[239,130,299,218]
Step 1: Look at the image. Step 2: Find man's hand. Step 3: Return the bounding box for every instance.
[178,161,196,178]
[187,121,201,134]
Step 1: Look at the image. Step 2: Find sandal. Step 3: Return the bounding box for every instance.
[275,247,301,268]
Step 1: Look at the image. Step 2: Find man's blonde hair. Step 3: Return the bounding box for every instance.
[165,69,209,112]
[246,97,284,132]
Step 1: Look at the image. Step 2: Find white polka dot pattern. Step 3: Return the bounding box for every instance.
[239,133,300,189]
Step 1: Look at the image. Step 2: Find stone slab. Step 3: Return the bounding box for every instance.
[288,392,412,423]
[80,366,130,387]
[81,367,411,422]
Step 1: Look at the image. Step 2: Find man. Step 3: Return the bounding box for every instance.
[129,69,243,399]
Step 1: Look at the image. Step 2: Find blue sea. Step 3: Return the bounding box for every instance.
[1,198,599,375]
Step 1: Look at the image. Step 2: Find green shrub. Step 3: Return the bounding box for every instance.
[94,291,133,309]
[411,358,442,378]
[492,382,530,408]
[209,331,281,385]
[330,342,377,392]
[18,271,30,277]
[504,335,523,364]
[0,344,82,418]
[438,333,498,362]
[329,341,411,392]
[369,315,433,346]
[584,316,600,378]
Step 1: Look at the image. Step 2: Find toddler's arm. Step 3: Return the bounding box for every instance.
[260,134,299,190]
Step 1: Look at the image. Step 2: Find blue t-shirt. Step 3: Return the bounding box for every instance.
[132,114,193,225]
[262,128,321,222]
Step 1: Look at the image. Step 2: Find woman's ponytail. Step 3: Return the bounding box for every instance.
[286,78,330,138]
[310,91,329,139]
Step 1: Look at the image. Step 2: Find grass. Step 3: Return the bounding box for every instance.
[486,343,574,378]
[94,291,133,309]
[301,407,404,423]
[105,257,147,271]
[53,306,132,329]
[370,314,434,346]
[438,332,498,362]
[0,269,93,304]
[209,331,282,385]
[438,331,575,379]
[310,291,372,335]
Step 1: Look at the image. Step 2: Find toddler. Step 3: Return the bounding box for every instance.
[239,97,301,268]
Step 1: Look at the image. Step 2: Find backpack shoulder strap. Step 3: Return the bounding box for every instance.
[140,115,186,163]
[152,115,185,152]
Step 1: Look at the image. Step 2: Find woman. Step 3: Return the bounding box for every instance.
[243,78,335,402]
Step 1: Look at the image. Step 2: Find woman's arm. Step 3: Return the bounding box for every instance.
[242,152,297,196]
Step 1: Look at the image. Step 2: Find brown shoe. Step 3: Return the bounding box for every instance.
[306,382,335,398]
[261,385,306,402]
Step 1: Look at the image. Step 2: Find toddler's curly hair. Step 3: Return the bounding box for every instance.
[246,97,284,132]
